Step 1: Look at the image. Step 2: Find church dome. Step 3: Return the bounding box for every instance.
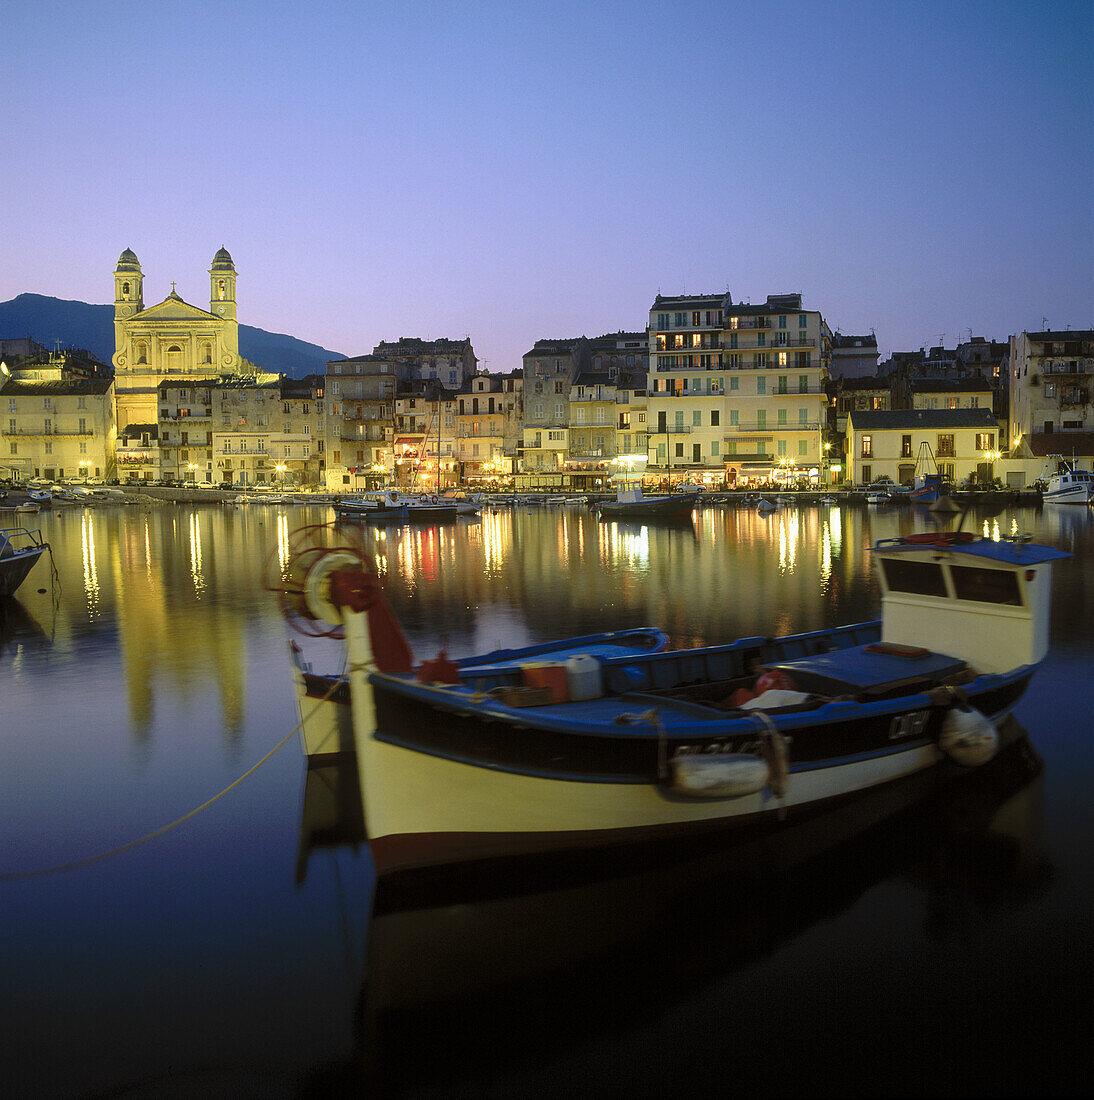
[116,247,141,271]
[210,247,235,271]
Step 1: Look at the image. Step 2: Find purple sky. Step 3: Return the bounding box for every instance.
[3,1,1091,371]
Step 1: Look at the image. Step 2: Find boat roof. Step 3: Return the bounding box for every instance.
[873,535,1070,566]
[764,643,967,695]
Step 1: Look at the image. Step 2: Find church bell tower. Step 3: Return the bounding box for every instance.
[209,247,237,322]
[114,248,143,320]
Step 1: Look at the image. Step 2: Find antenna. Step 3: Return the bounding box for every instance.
[1042,317,1049,330]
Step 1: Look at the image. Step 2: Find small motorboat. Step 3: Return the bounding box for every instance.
[274,522,1070,880]
[596,486,699,520]
[0,526,49,597]
[756,498,778,513]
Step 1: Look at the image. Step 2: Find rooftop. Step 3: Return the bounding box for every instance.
[847,408,998,430]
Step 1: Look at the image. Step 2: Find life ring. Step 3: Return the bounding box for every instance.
[419,494,429,503]
[430,495,439,504]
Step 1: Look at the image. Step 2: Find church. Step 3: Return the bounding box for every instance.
[112,247,245,431]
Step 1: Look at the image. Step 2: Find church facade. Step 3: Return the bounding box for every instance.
[112,247,245,432]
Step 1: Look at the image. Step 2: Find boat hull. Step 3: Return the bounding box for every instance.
[597,493,699,518]
[358,661,1034,877]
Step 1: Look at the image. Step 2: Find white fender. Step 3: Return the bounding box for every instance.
[670,754,769,798]
[939,705,999,767]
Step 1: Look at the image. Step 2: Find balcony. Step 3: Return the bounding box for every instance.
[5,426,94,436]
[726,420,821,433]
[649,424,693,435]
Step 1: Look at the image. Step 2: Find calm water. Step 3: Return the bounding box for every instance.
[2,499,1092,1096]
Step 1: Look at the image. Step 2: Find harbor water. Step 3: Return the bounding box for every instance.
[2,498,1092,1096]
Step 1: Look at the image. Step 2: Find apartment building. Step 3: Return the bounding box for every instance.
[1008,330,1094,464]
[1,375,115,481]
[457,374,519,481]
[158,379,214,482]
[395,383,459,490]
[372,337,477,390]
[521,338,590,471]
[324,355,408,491]
[648,292,830,485]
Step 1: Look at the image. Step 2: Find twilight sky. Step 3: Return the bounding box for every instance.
[3,0,1091,371]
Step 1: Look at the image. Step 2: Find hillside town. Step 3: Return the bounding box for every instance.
[1,248,1091,494]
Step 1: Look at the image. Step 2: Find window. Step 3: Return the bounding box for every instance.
[798,408,808,425]
[43,398,52,410]
[757,332,766,347]
[7,399,14,413]
[1044,383,1056,398]
[729,333,738,349]
[729,316,738,329]
[757,410,767,429]
[692,410,702,426]
[881,558,948,596]
[756,377,766,394]
[861,464,871,482]
[730,376,739,391]
[951,566,1021,606]
[711,410,719,427]
[779,315,787,329]
[555,403,564,420]
[778,439,787,456]
[712,441,719,456]
[937,434,955,458]
[44,418,52,433]
[798,439,808,456]
[975,432,994,451]
[777,375,788,394]
[798,314,807,328]
[862,434,873,457]
[777,409,787,426]
[902,434,912,458]
[727,441,737,455]
[730,410,739,426]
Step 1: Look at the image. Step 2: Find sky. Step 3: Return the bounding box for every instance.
[3,0,1092,370]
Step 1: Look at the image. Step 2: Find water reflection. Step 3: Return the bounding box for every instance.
[301,731,1047,1095]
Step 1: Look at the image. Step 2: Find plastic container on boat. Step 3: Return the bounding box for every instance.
[521,662,569,703]
[565,654,602,701]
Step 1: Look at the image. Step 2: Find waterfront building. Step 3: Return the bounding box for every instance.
[274,375,325,487]
[211,374,282,487]
[157,379,214,483]
[567,368,618,475]
[112,248,249,435]
[324,354,407,491]
[1,374,115,481]
[1008,329,1094,471]
[521,338,590,472]
[456,373,520,483]
[648,292,830,486]
[395,382,459,490]
[846,408,1002,486]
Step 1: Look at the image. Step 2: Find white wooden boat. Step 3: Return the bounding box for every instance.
[276,524,1068,880]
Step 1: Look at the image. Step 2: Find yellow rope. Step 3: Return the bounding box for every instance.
[0,664,348,884]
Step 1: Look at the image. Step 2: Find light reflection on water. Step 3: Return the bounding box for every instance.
[1,499,1092,1096]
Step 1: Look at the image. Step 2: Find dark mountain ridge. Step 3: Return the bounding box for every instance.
[0,293,345,378]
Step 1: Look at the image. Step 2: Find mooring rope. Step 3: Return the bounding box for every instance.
[0,663,347,884]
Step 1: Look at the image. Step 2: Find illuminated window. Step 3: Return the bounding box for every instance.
[861,434,873,457]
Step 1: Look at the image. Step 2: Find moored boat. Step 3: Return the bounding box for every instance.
[276,524,1067,880]
[0,526,49,597]
[596,486,699,519]
[1039,455,1094,504]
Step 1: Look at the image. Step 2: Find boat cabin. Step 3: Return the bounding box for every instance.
[872,535,1069,674]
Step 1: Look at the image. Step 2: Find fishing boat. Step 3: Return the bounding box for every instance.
[866,489,891,505]
[275,521,1068,880]
[596,486,699,519]
[756,498,777,513]
[910,443,945,506]
[1038,455,1094,505]
[0,526,49,597]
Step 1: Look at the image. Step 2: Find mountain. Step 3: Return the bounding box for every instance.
[0,293,346,378]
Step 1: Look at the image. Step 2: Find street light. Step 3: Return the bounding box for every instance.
[78,459,89,480]
[187,462,198,484]
[275,463,287,486]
